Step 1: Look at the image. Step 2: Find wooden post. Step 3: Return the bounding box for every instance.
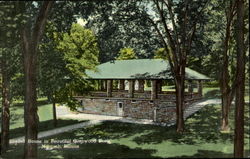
[98,80,102,91]
[119,79,125,90]
[198,80,203,96]
[138,80,145,93]
[107,80,113,97]
[157,80,162,94]
[100,80,104,91]
[188,80,193,93]
[151,80,158,99]
[128,80,135,98]
[103,80,107,90]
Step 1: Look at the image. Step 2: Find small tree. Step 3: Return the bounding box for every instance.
[55,23,99,110]
[58,23,99,77]
[39,21,67,127]
[116,47,137,60]
[153,48,172,60]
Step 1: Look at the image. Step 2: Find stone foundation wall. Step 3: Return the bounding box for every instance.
[75,97,118,116]
[123,100,155,119]
[74,97,200,123]
[155,106,176,123]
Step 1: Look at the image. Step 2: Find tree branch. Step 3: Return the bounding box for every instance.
[180,0,189,62]
[164,0,179,46]
[147,17,176,77]
[154,0,179,67]
[31,1,54,47]
[21,28,30,57]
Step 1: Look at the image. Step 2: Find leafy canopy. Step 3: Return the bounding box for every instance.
[116,47,137,60]
[39,23,100,110]
[57,23,99,78]
[154,48,167,60]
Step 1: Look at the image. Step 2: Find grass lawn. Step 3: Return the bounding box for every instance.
[2,87,249,158]
[1,98,84,139]
[3,103,249,158]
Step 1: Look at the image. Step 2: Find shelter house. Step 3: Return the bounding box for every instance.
[74,59,210,123]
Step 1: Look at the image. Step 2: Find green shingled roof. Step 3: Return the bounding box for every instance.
[85,59,210,80]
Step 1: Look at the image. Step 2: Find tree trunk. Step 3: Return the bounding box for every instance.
[234,0,245,157]
[219,1,236,131]
[221,96,230,131]
[175,75,185,133]
[23,47,39,159]
[52,95,57,127]
[19,2,53,158]
[1,58,10,153]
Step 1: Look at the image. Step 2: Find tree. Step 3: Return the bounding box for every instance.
[39,23,99,124]
[0,2,22,153]
[57,23,99,77]
[234,0,246,157]
[116,47,137,60]
[38,22,67,127]
[18,1,54,158]
[55,23,99,110]
[37,1,88,127]
[219,0,237,132]
[143,0,209,132]
[0,47,10,154]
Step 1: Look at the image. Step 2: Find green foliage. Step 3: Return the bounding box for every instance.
[46,79,95,111]
[186,0,236,80]
[0,2,23,100]
[0,2,19,44]
[57,23,99,78]
[81,0,160,62]
[154,48,171,60]
[116,48,137,60]
[11,72,25,100]
[39,22,100,110]
[39,21,67,98]
[55,87,80,111]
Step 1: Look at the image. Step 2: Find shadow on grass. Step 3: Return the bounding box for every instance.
[71,105,230,145]
[132,105,234,145]
[10,113,24,126]
[175,149,250,158]
[10,119,83,139]
[203,89,221,99]
[71,103,249,147]
[3,142,157,159]
[66,120,167,141]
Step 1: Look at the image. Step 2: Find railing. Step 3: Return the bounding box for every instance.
[86,91,201,101]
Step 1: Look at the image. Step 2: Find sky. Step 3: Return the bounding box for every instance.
[77,18,87,26]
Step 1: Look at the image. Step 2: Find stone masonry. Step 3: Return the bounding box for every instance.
[74,96,200,124]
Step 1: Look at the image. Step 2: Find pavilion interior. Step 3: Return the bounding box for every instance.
[78,79,204,101]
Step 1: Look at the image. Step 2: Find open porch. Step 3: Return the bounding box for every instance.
[74,59,210,123]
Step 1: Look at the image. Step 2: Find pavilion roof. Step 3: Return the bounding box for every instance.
[85,59,211,80]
